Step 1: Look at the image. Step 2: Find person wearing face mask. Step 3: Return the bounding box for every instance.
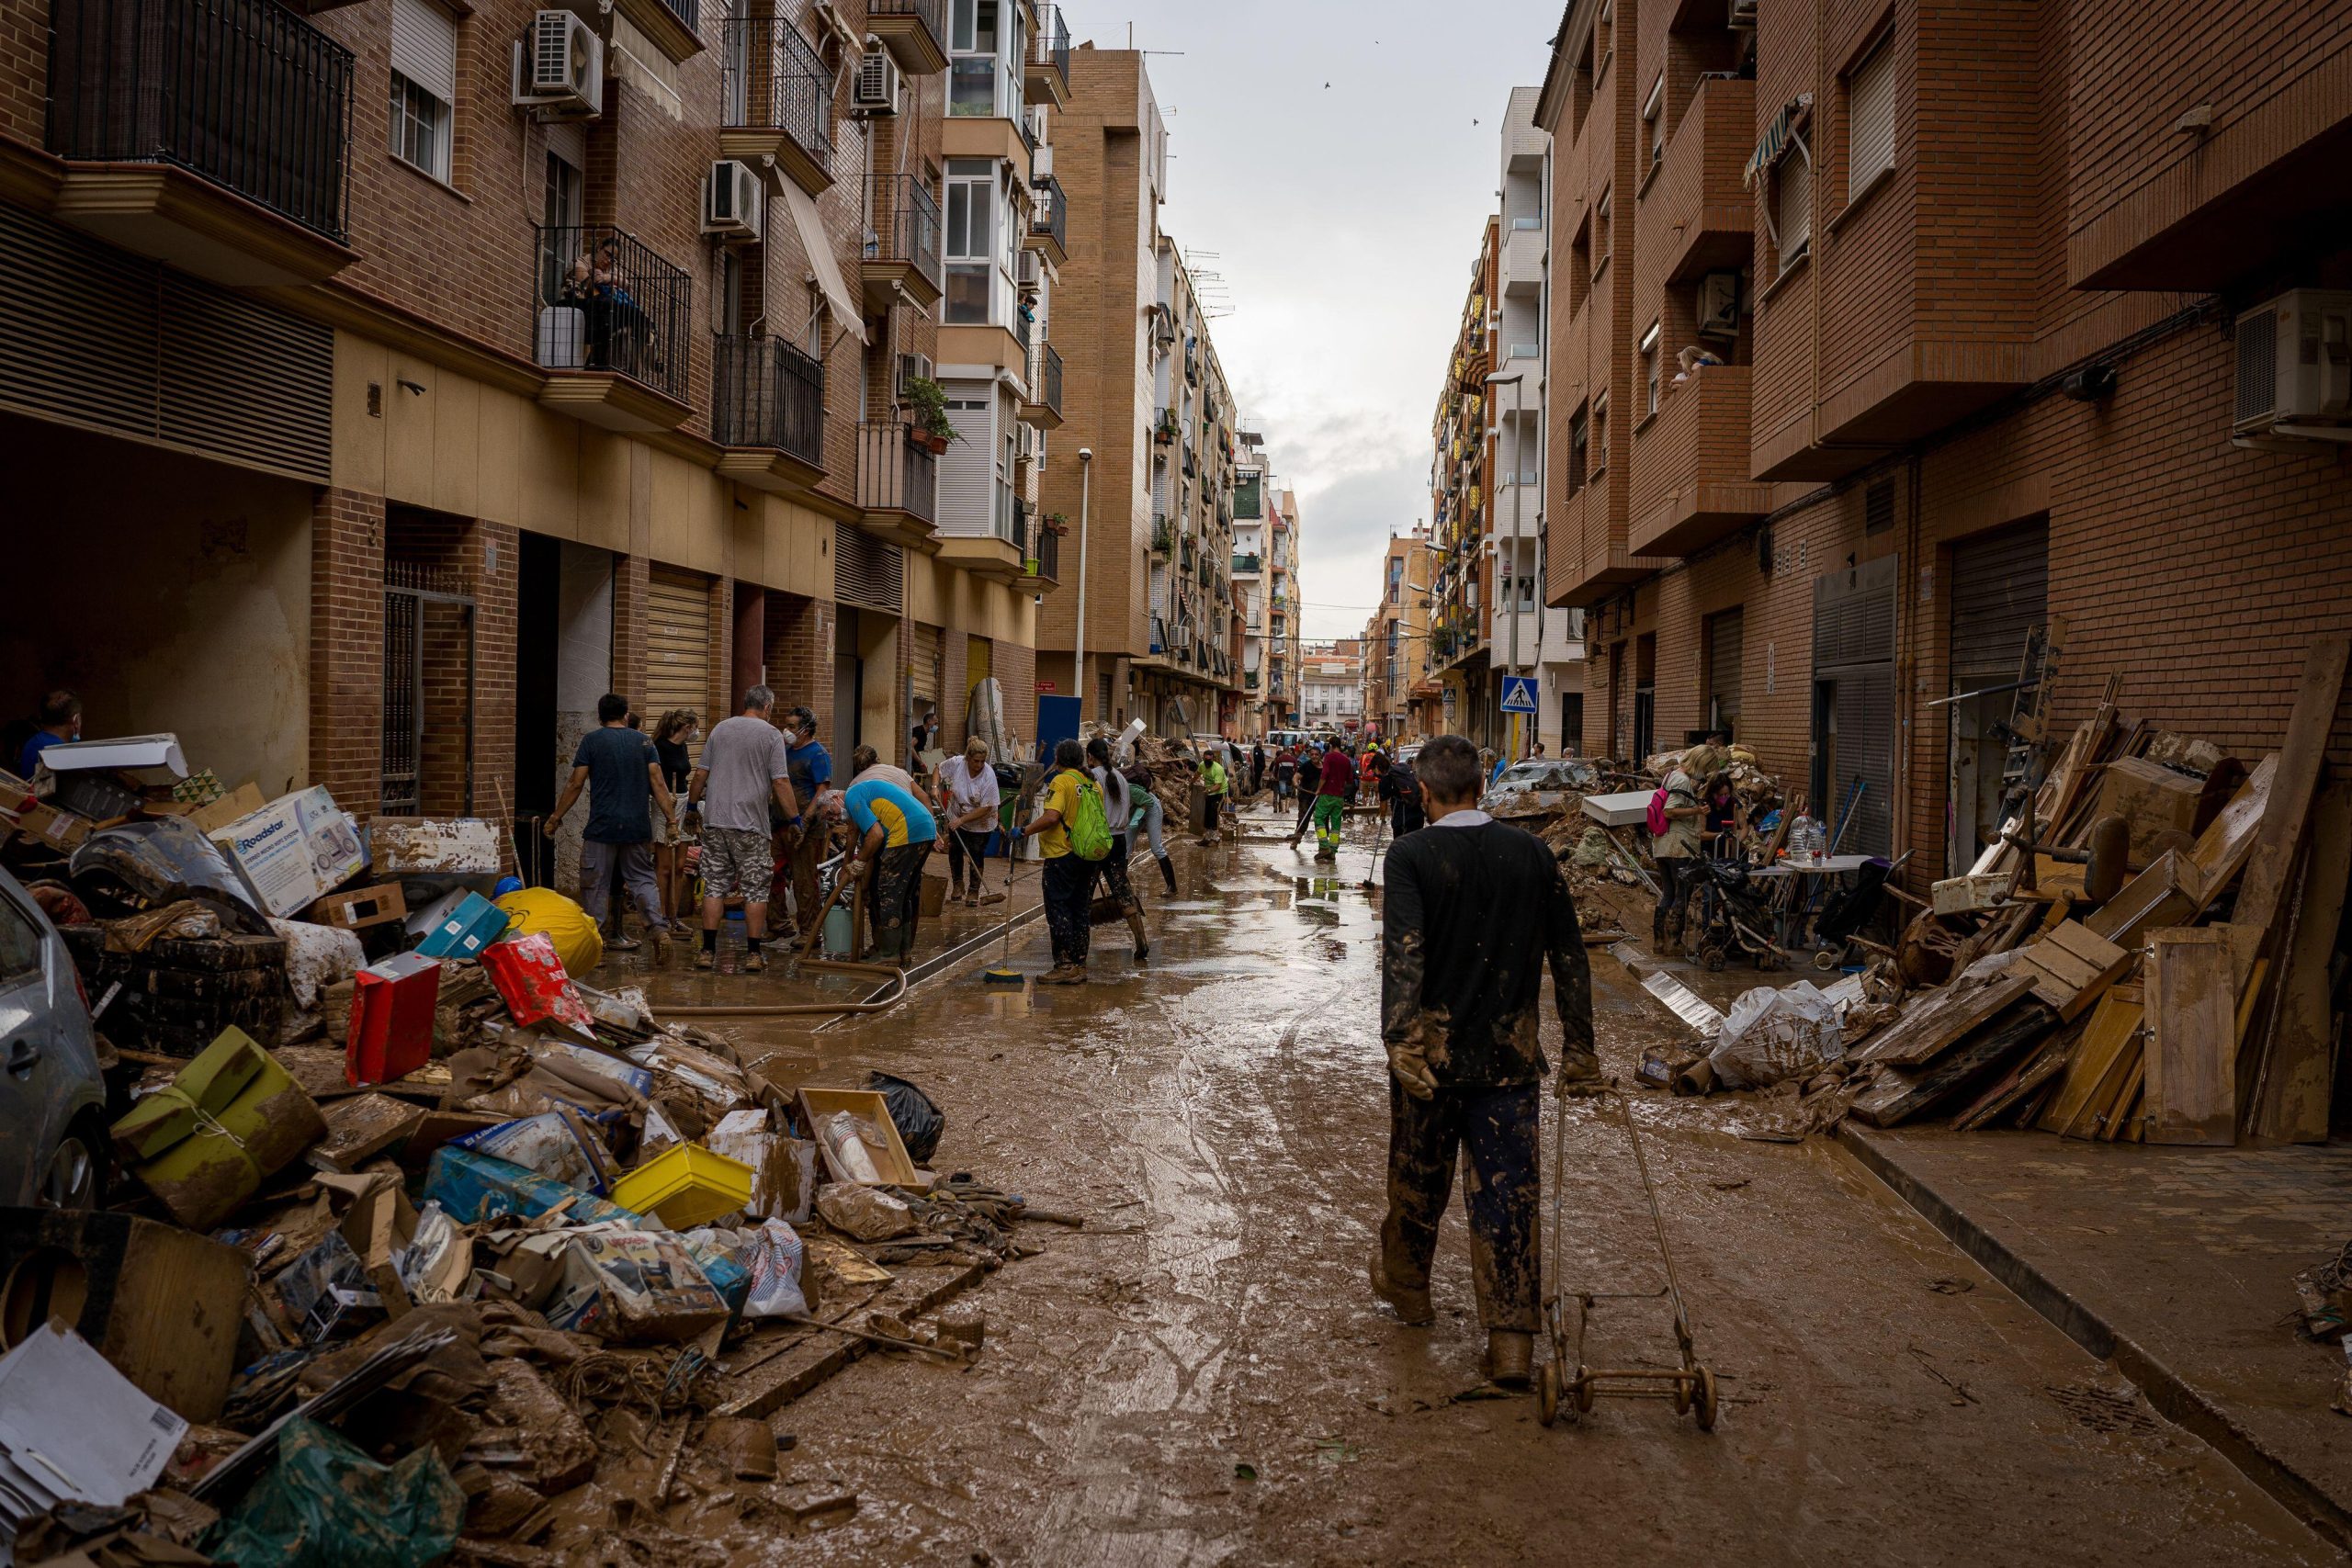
[775,705,832,943]
[17,691,82,777]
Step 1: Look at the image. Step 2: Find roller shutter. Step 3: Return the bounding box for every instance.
[646,568,714,761]
[1704,608,1744,737]
[835,525,906,614]
[1948,522,2049,691]
[1813,555,1897,858]
[910,623,943,708]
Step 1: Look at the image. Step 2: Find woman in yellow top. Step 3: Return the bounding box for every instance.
[1198,750,1229,844]
[1013,739,1097,985]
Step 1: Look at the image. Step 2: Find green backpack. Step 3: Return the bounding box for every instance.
[1065,772,1114,862]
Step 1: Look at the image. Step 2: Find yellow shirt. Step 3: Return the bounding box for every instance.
[1035,768,1082,859]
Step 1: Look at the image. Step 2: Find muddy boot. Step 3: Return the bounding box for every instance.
[1125,907,1150,962]
[1368,1246,1433,1325]
[1158,856,1178,897]
[1487,1330,1533,1388]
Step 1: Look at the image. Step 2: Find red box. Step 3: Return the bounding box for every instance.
[481,931,595,1034]
[346,951,441,1087]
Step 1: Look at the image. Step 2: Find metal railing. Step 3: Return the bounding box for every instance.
[536,225,693,401]
[866,0,945,51]
[1031,4,1070,91]
[48,0,354,242]
[647,0,697,35]
[1010,500,1032,560]
[856,421,936,523]
[720,16,831,175]
[1232,553,1261,574]
[713,333,824,464]
[1027,522,1059,581]
[1029,173,1067,254]
[1030,341,1063,416]
[865,174,942,295]
[1012,304,1034,355]
[1151,516,1174,553]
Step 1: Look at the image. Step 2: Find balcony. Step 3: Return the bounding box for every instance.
[534,225,694,431]
[1025,174,1069,265]
[865,0,947,75]
[45,0,356,287]
[855,421,937,550]
[861,174,943,311]
[1232,552,1261,575]
[1628,365,1773,557]
[720,17,833,197]
[1653,74,1753,285]
[938,484,1028,582]
[1024,4,1071,107]
[1500,220,1544,298]
[1151,516,1174,554]
[613,0,701,61]
[712,334,826,491]
[1023,520,1060,586]
[1019,341,1064,428]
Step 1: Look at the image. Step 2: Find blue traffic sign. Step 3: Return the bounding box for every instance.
[1499,675,1539,714]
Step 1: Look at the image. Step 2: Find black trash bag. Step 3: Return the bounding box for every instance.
[865,1070,944,1164]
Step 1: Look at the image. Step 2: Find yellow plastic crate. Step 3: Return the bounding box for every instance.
[611,1143,756,1229]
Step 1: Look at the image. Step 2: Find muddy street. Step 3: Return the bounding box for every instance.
[670,806,2328,1567]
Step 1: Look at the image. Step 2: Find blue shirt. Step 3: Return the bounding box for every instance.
[786,740,831,809]
[17,731,63,777]
[572,726,659,844]
[843,777,936,848]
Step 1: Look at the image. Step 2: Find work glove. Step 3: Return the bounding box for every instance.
[1554,1048,1609,1100]
[1386,1040,1439,1101]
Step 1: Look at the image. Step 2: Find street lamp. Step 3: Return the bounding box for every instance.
[1484,369,1527,759]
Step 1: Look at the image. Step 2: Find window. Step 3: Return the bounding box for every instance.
[1568,214,1591,316]
[1641,73,1665,183]
[1593,186,1611,274]
[949,0,1003,116]
[1567,408,1589,496]
[1846,36,1895,201]
[538,150,581,300]
[389,0,455,182]
[943,158,995,323]
[1591,393,1609,478]
[1640,321,1661,417]
[0,889,42,988]
[1774,147,1812,275]
[718,249,744,337]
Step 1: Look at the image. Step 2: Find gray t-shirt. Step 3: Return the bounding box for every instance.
[697,715,792,832]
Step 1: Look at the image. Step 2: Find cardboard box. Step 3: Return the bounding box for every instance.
[1932,872,2014,916]
[0,771,32,817]
[110,1027,326,1229]
[481,932,594,1033]
[347,951,441,1086]
[10,799,94,852]
[546,1230,730,1344]
[2096,755,2205,860]
[798,1088,921,1187]
[415,890,511,959]
[188,781,265,836]
[209,786,368,918]
[39,733,188,784]
[308,881,409,931]
[369,817,501,874]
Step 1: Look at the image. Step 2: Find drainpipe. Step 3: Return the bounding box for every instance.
[1075,446,1092,716]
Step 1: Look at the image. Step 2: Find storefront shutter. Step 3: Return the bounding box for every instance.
[835,525,906,614]
[1814,555,1898,858]
[646,567,714,761]
[1705,608,1744,735]
[1948,521,2049,691]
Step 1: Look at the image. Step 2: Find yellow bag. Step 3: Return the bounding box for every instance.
[494,886,605,976]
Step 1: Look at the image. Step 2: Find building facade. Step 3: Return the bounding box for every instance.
[0,0,1074,881]
[1535,0,2352,874]
[1362,531,1436,742]
[1299,640,1364,736]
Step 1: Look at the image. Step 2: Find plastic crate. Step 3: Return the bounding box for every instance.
[610,1143,756,1229]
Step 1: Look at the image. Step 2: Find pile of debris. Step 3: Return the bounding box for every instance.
[0,739,1054,1565]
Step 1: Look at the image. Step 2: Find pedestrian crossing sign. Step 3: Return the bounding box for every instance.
[1499,676,1539,714]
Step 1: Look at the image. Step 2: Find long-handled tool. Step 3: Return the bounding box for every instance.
[1359,808,1390,891]
[980,823,1035,987]
[1538,1090,1720,1432]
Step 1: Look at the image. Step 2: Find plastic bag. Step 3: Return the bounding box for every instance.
[865,1070,944,1164]
[687,1219,808,1319]
[206,1416,463,1568]
[392,1201,468,1306]
[821,1111,883,1184]
[817,1183,913,1241]
[493,886,605,976]
[1708,979,1845,1089]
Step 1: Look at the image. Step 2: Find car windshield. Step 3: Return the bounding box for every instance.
[1495,760,1596,790]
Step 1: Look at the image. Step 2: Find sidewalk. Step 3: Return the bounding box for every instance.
[1840,1124,2352,1551]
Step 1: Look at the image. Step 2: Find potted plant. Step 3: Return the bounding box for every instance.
[903,376,958,454]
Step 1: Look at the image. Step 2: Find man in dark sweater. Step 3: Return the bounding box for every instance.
[1370,733,1601,1387]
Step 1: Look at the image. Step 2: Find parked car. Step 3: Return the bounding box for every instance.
[1481,757,1600,811]
[0,867,107,1208]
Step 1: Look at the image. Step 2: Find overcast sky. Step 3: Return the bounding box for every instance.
[1064,0,1565,640]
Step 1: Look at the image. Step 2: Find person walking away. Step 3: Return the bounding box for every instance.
[652,710,698,794]
[545,693,678,960]
[1287,742,1325,848]
[778,706,832,943]
[935,739,1004,906]
[1648,750,1711,956]
[1088,737,1150,961]
[684,686,800,973]
[1274,745,1297,806]
[17,691,81,777]
[842,769,937,964]
[1308,740,1355,860]
[1370,734,1600,1387]
[1197,749,1229,844]
[1250,741,1267,797]
[1014,739,1102,984]
[1125,757,1178,896]
[1380,752,1425,838]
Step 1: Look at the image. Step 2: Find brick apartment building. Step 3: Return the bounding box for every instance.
[0,0,1072,875]
[1425,218,1504,749]
[1362,530,1436,742]
[1299,639,1364,737]
[1034,41,1247,739]
[1534,0,2352,876]
[1234,432,1306,737]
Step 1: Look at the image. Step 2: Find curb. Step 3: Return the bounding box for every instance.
[1837,1122,2352,1554]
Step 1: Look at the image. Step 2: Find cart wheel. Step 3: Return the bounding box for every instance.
[1702,948,1725,973]
[1692,1367,1720,1432]
[1537,1361,1559,1427]
[1574,1368,1597,1414]
[1671,1374,1692,1416]
[1813,947,1841,972]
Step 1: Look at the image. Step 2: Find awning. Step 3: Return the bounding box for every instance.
[780,178,867,344]
[1742,93,1813,190]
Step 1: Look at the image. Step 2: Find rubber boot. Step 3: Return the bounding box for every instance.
[1125,906,1150,962]
[1158,856,1178,897]
[1487,1330,1533,1388]
[1368,1245,1433,1325]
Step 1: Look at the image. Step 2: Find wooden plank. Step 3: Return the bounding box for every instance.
[2020,941,2103,992]
[2144,929,2237,1145]
[2013,919,2132,1022]
[1953,1032,2073,1131]
[2231,637,2350,960]
[2037,987,2143,1135]
[714,1260,985,1420]
[1856,972,2038,1066]
[2246,782,2352,1145]
[2188,752,2278,913]
[2044,919,2128,969]
[2084,849,2201,942]
[2098,1063,2144,1142]
[1850,999,2059,1128]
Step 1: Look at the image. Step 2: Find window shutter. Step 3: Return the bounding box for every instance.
[1848,40,1895,199]
[390,0,457,101]
[1778,151,1812,261]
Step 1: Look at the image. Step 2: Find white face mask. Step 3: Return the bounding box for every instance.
[778,729,798,748]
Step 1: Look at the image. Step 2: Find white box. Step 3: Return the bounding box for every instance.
[1581,789,1656,829]
[39,733,189,783]
[209,785,369,918]
[369,818,502,874]
[1931,872,2013,916]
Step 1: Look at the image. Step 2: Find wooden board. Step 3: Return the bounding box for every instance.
[2038,987,2143,1136]
[2245,781,2352,1145]
[1953,1032,2074,1131]
[2098,1062,2144,1142]
[1849,999,2058,1128]
[2230,637,2349,960]
[2085,849,2202,943]
[2144,929,2237,1145]
[2012,919,2132,1022]
[1855,972,2039,1066]
[2188,753,2278,914]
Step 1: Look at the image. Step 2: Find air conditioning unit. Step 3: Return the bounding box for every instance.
[1698,270,1740,337]
[2233,289,2352,444]
[703,160,763,241]
[511,10,603,117]
[854,43,901,116]
[898,353,934,397]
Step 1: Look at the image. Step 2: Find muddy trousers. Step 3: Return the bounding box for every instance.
[1042,853,1098,966]
[1653,857,1695,946]
[1312,794,1346,853]
[864,841,931,964]
[1382,1079,1541,1333]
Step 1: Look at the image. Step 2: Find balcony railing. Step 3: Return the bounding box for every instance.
[712,333,825,464]
[1030,5,1070,92]
[1030,341,1063,416]
[865,174,942,294]
[1012,303,1034,355]
[1151,516,1174,554]
[48,0,355,242]
[1029,174,1068,254]
[857,421,936,523]
[644,0,697,35]
[1232,553,1261,574]
[1027,522,1059,582]
[536,226,694,401]
[721,17,831,175]
[866,0,946,54]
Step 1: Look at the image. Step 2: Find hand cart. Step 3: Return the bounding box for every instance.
[1539,1090,1720,1432]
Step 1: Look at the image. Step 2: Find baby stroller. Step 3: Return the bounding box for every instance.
[1688,857,1786,973]
[1809,851,1910,971]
